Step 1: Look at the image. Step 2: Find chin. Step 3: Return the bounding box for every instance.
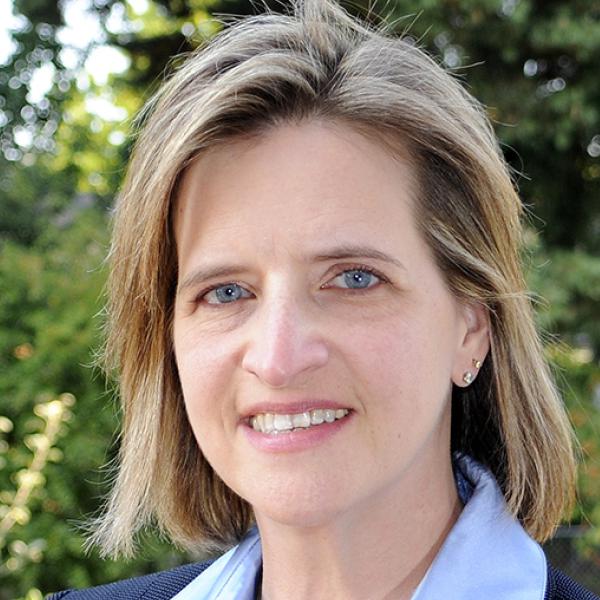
[254,498,348,530]
[240,471,353,529]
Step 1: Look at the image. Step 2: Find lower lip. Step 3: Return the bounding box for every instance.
[241,413,354,453]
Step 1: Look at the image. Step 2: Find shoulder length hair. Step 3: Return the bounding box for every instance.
[90,0,576,557]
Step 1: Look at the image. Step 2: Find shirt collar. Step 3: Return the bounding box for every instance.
[172,454,547,599]
[411,453,547,600]
[171,529,261,600]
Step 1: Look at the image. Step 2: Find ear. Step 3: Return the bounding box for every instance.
[452,301,490,388]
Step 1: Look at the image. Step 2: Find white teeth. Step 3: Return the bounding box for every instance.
[310,409,324,425]
[273,414,293,431]
[264,413,274,433]
[292,412,311,428]
[250,409,349,434]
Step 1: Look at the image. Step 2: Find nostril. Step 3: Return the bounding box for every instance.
[240,303,329,387]
[242,342,328,388]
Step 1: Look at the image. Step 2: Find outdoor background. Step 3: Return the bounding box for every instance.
[0,0,598,598]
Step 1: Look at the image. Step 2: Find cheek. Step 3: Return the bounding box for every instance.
[340,310,454,436]
[174,329,239,442]
[343,309,450,391]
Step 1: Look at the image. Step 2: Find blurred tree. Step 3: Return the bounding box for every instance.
[2,0,598,249]
[0,0,598,596]
[0,0,66,195]
[0,208,184,599]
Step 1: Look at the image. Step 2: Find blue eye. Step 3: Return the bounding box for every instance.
[332,269,380,289]
[203,283,251,304]
[198,267,383,305]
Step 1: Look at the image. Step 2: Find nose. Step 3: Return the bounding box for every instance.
[241,293,329,388]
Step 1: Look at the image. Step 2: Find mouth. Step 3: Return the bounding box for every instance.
[248,408,351,435]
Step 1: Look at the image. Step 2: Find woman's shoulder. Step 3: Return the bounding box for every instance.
[45,561,212,600]
[546,564,600,600]
[45,560,599,599]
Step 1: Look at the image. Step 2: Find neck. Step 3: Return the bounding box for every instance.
[255,455,461,600]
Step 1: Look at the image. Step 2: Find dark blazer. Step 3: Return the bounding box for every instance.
[46,563,599,599]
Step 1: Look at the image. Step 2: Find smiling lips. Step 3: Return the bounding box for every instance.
[250,409,350,434]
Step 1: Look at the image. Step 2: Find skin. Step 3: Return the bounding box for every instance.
[173,121,490,599]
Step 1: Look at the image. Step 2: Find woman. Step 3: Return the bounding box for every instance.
[48,1,598,598]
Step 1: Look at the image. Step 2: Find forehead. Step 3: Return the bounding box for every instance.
[173,121,422,262]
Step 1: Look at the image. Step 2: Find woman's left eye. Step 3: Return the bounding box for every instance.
[327,269,382,290]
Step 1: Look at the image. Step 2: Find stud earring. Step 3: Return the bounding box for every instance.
[472,358,482,369]
[462,371,474,385]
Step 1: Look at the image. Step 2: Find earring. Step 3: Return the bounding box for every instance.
[462,371,474,385]
[472,358,482,369]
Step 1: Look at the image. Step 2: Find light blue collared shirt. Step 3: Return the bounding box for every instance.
[172,455,547,599]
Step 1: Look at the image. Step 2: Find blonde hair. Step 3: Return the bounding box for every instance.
[91,0,576,556]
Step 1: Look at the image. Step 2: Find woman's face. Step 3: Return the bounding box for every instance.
[173,122,488,528]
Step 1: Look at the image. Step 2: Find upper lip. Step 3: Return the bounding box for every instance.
[239,400,352,421]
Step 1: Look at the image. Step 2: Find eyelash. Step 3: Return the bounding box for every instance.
[193,264,389,306]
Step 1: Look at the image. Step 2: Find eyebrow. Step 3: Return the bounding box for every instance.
[310,244,406,270]
[177,244,406,294]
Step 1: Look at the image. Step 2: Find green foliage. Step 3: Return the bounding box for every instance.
[0,0,64,163]
[0,0,598,596]
[372,0,600,252]
[0,207,184,598]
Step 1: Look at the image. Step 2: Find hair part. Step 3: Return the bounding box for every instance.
[90,0,576,557]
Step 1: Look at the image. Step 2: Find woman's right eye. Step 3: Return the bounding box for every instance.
[201,283,252,305]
